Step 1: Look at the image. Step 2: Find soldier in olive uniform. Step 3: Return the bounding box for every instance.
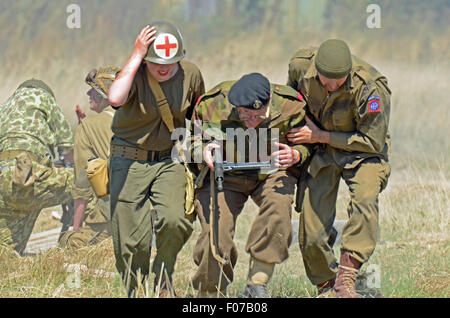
[59,67,119,249]
[287,39,391,297]
[107,21,205,297]
[191,73,309,298]
[0,80,74,255]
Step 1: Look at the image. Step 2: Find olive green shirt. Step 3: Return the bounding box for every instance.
[72,106,115,201]
[288,48,391,175]
[192,81,310,178]
[111,60,205,151]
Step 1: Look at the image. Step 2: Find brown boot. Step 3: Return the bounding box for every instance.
[316,278,335,297]
[333,252,363,298]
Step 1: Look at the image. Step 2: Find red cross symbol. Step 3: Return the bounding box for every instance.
[155,36,177,57]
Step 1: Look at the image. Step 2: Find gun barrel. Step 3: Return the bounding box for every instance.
[222,161,272,171]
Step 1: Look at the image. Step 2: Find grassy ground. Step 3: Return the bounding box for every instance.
[0,160,448,298]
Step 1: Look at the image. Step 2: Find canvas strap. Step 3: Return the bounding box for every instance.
[146,69,176,133]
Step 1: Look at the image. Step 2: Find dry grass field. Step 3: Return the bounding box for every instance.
[0,1,449,298]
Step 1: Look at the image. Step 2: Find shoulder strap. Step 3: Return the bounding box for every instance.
[146,69,176,132]
[146,68,190,163]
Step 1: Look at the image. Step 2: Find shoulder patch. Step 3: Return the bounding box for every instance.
[367,95,381,113]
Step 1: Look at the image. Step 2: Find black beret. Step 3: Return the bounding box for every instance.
[228,73,271,109]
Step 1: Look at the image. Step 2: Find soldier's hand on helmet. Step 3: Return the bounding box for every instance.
[287,115,330,144]
[272,142,300,168]
[203,142,222,171]
[133,25,157,60]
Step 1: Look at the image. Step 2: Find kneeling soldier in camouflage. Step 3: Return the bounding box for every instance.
[0,80,74,255]
[59,66,119,249]
[191,73,310,298]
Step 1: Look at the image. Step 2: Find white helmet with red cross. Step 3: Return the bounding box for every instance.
[144,20,185,65]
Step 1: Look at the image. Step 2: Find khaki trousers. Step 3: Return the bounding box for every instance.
[299,157,390,285]
[192,170,296,292]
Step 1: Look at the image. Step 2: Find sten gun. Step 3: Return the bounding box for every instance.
[214,160,273,191]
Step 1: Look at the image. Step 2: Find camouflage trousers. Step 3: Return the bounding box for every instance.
[0,152,73,254]
[59,196,111,249]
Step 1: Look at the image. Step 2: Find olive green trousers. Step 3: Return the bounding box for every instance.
[299,158,390,285]
[109,156,193,294]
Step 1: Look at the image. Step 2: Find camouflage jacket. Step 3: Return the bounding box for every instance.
[191,81,310,176]
[0,87,73,160]
[288,48,391,175]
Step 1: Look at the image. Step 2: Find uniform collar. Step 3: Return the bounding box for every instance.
[342,72,354,92]
[267,85,281,121]
[304,61,318,79]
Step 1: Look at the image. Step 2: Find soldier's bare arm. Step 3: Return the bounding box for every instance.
[73,199,88,231]
[108,26,156,107]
